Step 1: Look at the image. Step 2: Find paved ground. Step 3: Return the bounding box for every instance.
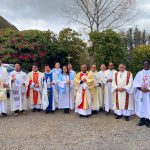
[0,109,150,150]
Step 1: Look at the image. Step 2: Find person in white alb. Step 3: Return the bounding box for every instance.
[9,63,29,116]
[133,60,150,128]
[0,58,8,116]
[103,62,117,114]
[112,64,135,121]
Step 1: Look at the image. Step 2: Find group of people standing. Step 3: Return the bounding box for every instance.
[0,57,149,128]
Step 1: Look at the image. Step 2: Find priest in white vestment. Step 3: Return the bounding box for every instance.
[112,64,134,121]
[103,62,117,114]
[99,64,106,111]
[57,65,74,113]
[133,60,150,127]
[90,65,103,114]
[0,58,8,116]
[51,62,62,108]
[9,63,29,116]
[75,64,94,117]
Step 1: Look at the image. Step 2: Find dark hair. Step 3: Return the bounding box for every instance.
[32,64,38,67]
[62,65,69,75]
[14,62,20,65]
[45,64,51,68]
[143,60,150,65]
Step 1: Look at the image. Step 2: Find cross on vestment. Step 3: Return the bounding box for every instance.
[143,75,149,88]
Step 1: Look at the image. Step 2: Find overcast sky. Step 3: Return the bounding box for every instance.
[0,0,150,34]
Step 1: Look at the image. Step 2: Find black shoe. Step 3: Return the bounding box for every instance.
[92,110,98,115]
[37,109,41,112]
[137,118,146,126]
[14,110,19,116]
[79,114,84,117]
[125,116,130,121]
[115,115,122,119]
[145,119,150,128]
[2,113,7,116]
[64,108,69,114]
[99,108,104,112]
[32,108,36,112]
[85,115,90,118]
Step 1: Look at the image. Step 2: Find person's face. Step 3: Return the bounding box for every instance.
[15,64,21,72]
[63,66,67,73]
[143,61,150,70]
[68,64,72,70]
[81,65,87,72]
[91,65,96,72]
[100,64,106,71]
[45,66,51,73]
[119,64,125,72]
[108,63,114,70]
[55,63,60,69]
[0,59,2,66]
[32,66,38,72]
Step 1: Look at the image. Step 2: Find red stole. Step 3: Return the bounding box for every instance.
[33,72,39,105]
[78,72,88,109]
[115,71,131,110]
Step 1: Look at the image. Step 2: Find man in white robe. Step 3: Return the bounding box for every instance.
[112,64,134,121]
[133,60,150,127]
[57,65,74,113]
[39,65,57,113]
[99,64,106,111]
[90,65,103,114]
[51,62,62,108]
[0,58,8,116]
[103,62,117,114]
[75,64,94,117]
[9,63,29,116]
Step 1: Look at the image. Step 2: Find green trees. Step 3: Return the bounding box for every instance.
[89,29,126,68]
[58,28,86,70]
[132,45,150,74]
[0,28,149,74]
[0,28,86,71]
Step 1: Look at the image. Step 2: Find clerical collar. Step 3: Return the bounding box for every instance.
[15,70,21,73]
[120,70,126,73]
[45,71,51,73]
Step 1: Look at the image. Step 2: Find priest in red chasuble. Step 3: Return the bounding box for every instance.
[27,65,43,112]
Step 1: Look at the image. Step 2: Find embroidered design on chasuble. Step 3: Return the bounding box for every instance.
[115,71,131,110]
[33,72,39,105]
[78,72,89,110]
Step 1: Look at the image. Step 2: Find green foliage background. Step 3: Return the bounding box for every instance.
[0,28,149,75]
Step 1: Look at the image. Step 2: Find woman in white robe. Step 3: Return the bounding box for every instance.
[57,65,74,114]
